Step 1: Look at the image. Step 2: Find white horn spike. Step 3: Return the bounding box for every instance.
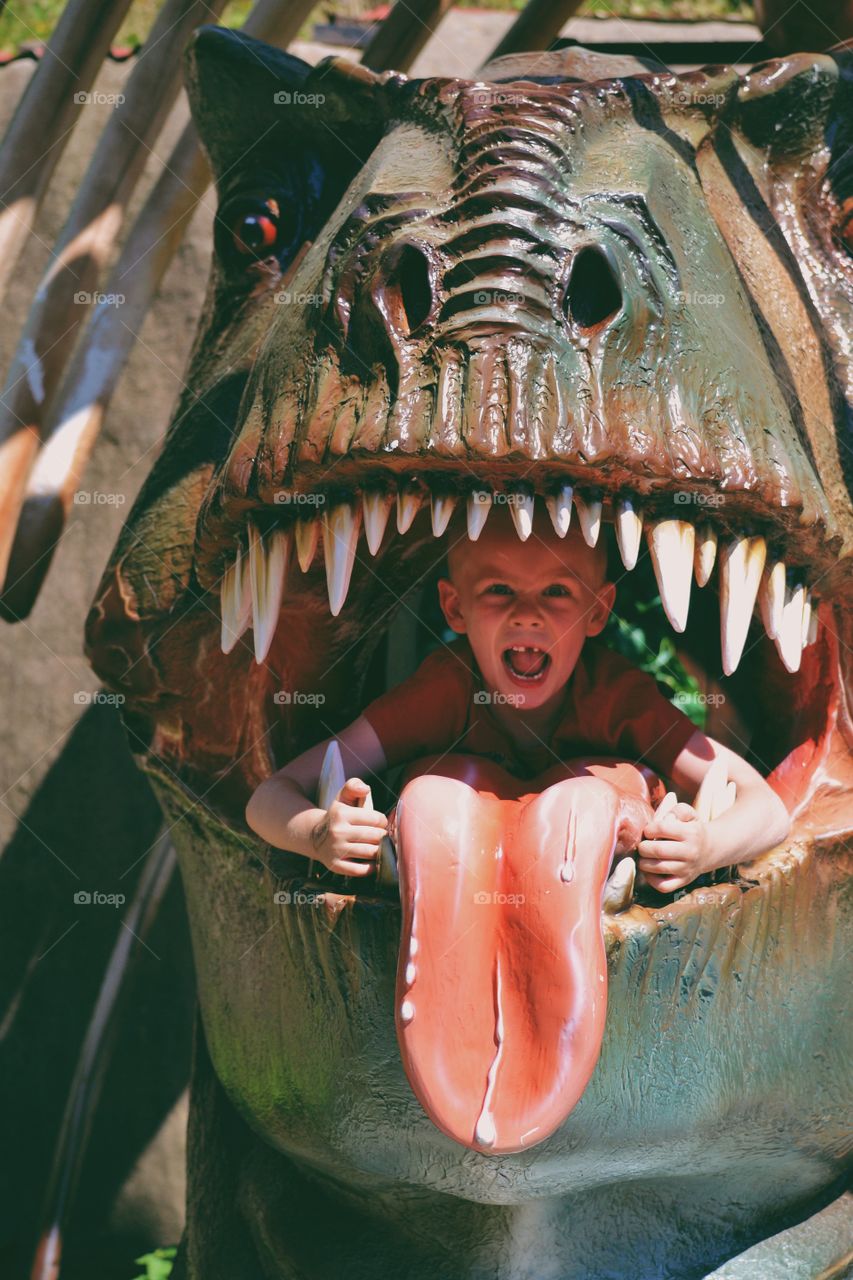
[693,523,717,588]
[467,490,492,541]
[295,518,319,573]
[545,484,573,538]
[615,497,643,570]
[719,535,766,677]
[362,490,394,556]
[397,482,422,534]
[647,519,695,633]
[509,489,534,541]
[220,545,252,655]
[602,856,636,914]
[574,494,602,547]
[248,523,290,665]
[774,580,805,673]
[323,500,362,617]
[431,492,457,537]
[759,559,785,641]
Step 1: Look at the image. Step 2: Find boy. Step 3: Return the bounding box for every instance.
[246,504,791,893]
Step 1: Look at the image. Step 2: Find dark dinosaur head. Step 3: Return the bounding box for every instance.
[85,24,853,1256]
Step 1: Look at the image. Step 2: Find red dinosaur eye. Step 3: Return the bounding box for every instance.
[231,212,279,257]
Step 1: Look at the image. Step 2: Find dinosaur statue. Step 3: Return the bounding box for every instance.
[85,26,853,1278]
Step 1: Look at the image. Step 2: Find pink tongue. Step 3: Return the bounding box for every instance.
[506,648,546,675]
[394,761,651,1154]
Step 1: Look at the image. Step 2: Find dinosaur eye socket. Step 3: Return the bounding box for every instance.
[232,211,279,257]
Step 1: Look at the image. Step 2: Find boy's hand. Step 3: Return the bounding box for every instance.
[637,801,711,893]
[310,777,389,877]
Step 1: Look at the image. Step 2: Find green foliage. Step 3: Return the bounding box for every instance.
[132,1247,177,1280]
[603,594,706,729]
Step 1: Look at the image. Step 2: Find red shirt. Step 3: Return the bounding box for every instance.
[361,635,697,782]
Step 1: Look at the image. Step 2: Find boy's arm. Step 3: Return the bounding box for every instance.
[245,716,389,875]
[638,730,791,892]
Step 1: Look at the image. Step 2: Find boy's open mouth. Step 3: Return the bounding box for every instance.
[502,644,551,682]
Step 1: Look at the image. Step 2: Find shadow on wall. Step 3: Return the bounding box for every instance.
[0,702,195,1279]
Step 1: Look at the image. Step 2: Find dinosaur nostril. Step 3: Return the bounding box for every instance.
[385,243,434,335]
[563,246,622,330]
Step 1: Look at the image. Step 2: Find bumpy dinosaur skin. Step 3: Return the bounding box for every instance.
[86,28,853,1279]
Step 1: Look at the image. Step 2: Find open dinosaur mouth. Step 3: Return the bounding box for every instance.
[190,466,843,900]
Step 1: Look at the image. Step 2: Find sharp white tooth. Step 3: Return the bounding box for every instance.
[323,500,362,617]
[362,490,394,555]
[647,519,695,633]
[431,491,457,537]
[719,535,766,676]
[248,522,289,664]
[693,522,717,588]
[396,482,422,533]
[603,857,636,914]
[801,590,813,648]
[574,494,602,547]
[220,545,252,654]
[294,518,319,572]
[615,497,643,570]
[774,580,805,673]
[509,489,534,541]
[759,559,785,640]
[467,490,492,540]
[806,599,819,647]
[545,484,573,537]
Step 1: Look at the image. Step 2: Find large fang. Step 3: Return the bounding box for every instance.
[801,591,813,647]
[295,518,319,572]
[806,600,819,647]
[248,523,289,664]
[774,580,805,673]
[220,545,251,654]
[545,484,573,538]
[615,497,642,571]
[574,495,602,547]
[397,482,422,534]
[323,501,362,616]
[719,535,766,676]
[431,492,457,537]
[693,523,717,588]
[467,490,492,541]
[647,520,694,633]
[363,490,394,556]
[509,490,534,541]
[602,856,635,913]
[759,560,785,640]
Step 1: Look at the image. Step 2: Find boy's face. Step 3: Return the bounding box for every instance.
[437,507,616,713]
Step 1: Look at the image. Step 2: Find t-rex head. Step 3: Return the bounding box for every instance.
[85,27,853,1277]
